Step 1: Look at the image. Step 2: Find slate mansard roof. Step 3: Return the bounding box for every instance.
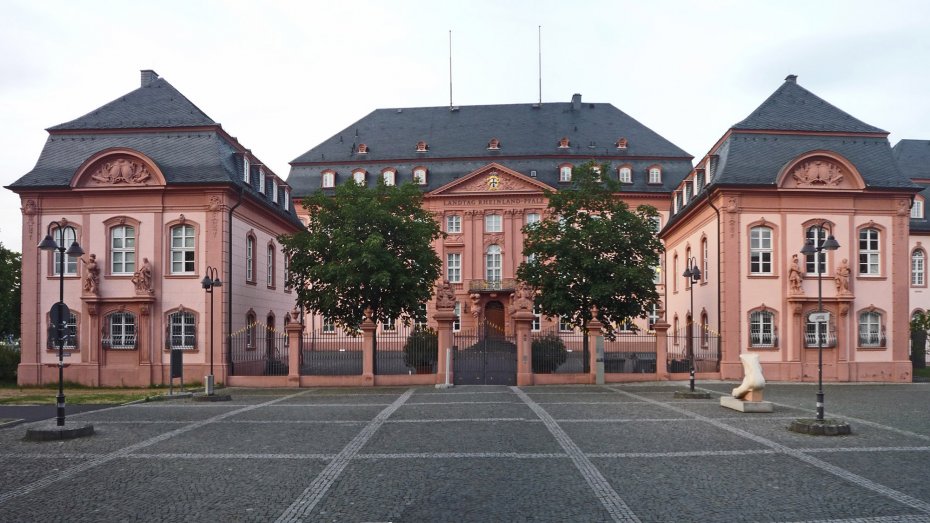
[287,96,694,196]
[894,139,930,233]
[7,71,301,226]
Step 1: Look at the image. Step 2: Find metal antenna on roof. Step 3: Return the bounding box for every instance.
[449,30,453,109]
[538,25,542,105]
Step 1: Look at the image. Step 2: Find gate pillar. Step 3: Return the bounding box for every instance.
[285,308,303,388]
[434,310,455,386]
[587,318,604,385]
[513,310,535,386]
[361,316,375,386]
[653,320,671,380]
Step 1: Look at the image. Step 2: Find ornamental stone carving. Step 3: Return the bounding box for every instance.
[435,280,456,311]
[791,159,844,186]
[509,281,534,314]
[90,158,154,185]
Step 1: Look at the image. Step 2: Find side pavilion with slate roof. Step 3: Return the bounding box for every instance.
[661,75,920,383]
[6,70,303,387]
[287,94,694,337]
[895,139,930,346]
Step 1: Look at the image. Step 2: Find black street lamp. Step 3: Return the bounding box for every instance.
[201,265,222,395]
[800,226,840,421]
[682,257,702,392]
[38,221,84,426]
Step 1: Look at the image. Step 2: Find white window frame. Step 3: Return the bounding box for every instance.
[53,227,78,276]
[246,235,255,282]
[446,215,461,234]
[272,182,279,203]
[618,167,632,183]
[170,225,195,274]
[413,168,427,185]
[647,304,659,332]
[805,226,827,274]
[859,228,880,275]
[322,171,335,188]
[111,225,136,275]
[559,165,572,182]
[649,167,662,184]
[453,303,461,332]
[485,245,502,282]
[559,316,573,332]
[258,169,266,194]
[383,170,396,186]
[485,214,502,233]
[912,199,924,219]
[267,244,275,287]
[322,317,336,333]
[243,157,250,182]
[353,170,366,185]
[284,189,290,210]
[749,227,773,275]
[913,250,925,286]
[106,312,136,350]
[532,305,541,332]
[749,310,774,347]
[169,311,196,350]
[805,312,833,347]
[447,253,462,283]
[526,213,540,227]
[858,311,882,347]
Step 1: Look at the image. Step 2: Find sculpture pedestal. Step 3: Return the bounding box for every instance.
[720,396,773,413]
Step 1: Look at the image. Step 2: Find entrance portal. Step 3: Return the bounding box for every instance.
[485,301,505,337]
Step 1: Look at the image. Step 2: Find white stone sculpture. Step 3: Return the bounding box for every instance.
[721,353,773,412]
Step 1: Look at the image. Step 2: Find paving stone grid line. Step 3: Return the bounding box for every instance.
[274,388,414,523]
[606,386,930,516]
[0,388,314,505]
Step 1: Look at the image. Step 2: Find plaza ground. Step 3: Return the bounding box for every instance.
[0,382,929,522]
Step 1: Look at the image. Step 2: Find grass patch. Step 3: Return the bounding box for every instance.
[914,366,930,379]
[0,392,150,405]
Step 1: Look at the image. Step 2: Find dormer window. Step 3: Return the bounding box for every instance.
[321,170,335,188]
[618,166,632,183]
[258,169,266,194]
[413,167,427,185]
[559,163,573,182]
[912,197,924,219]
[616,138,628,149]
[352,169,367,186]
[416,141,429,152]
[382,168,396,186]
[357,143,369,154]
[243,157,250,183]
[673,192,680,214]
[284,189,290,210]
[592,165,602,181]
[558,137,570,149]
[648,166,662,184]
[272,182,279,203]
[487,138,501,150]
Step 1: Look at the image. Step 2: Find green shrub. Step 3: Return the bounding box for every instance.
[532,334,567,373]
[403,327,438,371]
[0,343,20,382]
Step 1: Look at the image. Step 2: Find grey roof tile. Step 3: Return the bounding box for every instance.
[893,139,930,179]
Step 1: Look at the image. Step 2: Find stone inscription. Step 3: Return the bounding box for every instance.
[443,197,545,206]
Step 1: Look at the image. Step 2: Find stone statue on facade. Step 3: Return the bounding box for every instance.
[132,257,154,294]
[835,258,851,295]
[788,254,803,295]
[509,281,534,314]
[82,253,100,295]
[435,280,456,311]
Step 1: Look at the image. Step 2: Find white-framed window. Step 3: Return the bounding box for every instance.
[446,215,461,233]
[485,214,502,233]
[52,227,78,276]
[805,226,827,274]
[805,311,833,347]
[105,312,136,349]
[413,168,427,185]
[749,310,775,347]
[111,225,136,274]
[322,171,335,188]
[618,166,632,183]
[912,199,924,219]
[858,311,883,347]
[453,302,461,332]
[322,317,336,333]
[702,238,709,283]
[647,304,659,332]
[382,169,396,186]
[526,213,541,227]
[267,244,275,287]
[447,252,461,283]
[749,227,773,274]
[485,245,502,282]
[559,165,572,182]
[168,311,196,350]
[649,167,662,184]
[653,263,662,284]
[913,250,925,286]
[353,170,366,185]
[245,312,257,348]
[170,225,195,274]
[246,235,255,282]
[284,254,290,290]
[859,228,880,275]
[48,312,78,350]
[592,165,602,181]
[258,169,266,194]
[382,318,396,332]
[284,189,290,211]
[243,157,250,182]
[559,316,573,332]
[272,182,279,203]
[532,305,541,332]
[415,303,428,328]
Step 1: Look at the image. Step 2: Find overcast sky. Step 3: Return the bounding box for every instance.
[2,0,929,251]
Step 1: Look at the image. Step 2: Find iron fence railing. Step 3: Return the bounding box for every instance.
[604,334,657,374]
[300,330,363,376]
[375,325,437,375]
[668,332,720,373]
[229,331,288,376]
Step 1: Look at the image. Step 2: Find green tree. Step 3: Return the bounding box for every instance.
[280,179,443,333]
[517,161,663,371]
[0,243,21,340]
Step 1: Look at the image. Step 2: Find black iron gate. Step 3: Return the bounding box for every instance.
[452,327,517,385]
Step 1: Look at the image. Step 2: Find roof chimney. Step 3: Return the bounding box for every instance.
[785,74,797,83]
[571,93,582,111]
[141,69,159,87]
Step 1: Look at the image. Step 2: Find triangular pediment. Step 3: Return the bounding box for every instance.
[428,163,550,196]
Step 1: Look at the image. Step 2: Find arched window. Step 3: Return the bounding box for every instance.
[111,225,136,274]
[685,247,692,289]
[805,226,827,274]
[246,311,257,349]
[673,315,680,345]
[266,243,276,288]
[672,253,679,293]
[51,226,79,276]
[750,227,773,274]
[648,166,662,184]
[805,311,833,348]
[700,311,709,346]
[485,245,502,282]
[858,310,884,347]
[352,170,366,185]
[701,237,709,283]
[246,233,256,283]
[913,249,926,286]
[382,169,396,186]
[413,167,428,185]
[321,170,335,188]
[47,311,78,350]
[104,311,136,350]
[859,228,880,275]
[167,310,196,350]
[559,164,573,182]
[170,224,195,274]
[618,166,632,183]
[749,310,775,347]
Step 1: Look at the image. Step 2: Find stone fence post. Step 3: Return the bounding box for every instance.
[653,320,670,380]
[513,310,534,386]
[433,310,455,386]
[587,318,604,384]
[285,309,303,388]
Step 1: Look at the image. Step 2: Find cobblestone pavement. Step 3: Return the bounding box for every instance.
[0,382,929,522]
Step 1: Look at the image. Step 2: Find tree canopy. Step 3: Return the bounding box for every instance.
[516,161,663,340]
[280,180,443,333]
[0,243,21,339]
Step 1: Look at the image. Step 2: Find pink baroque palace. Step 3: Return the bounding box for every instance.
[7,70,928,387]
